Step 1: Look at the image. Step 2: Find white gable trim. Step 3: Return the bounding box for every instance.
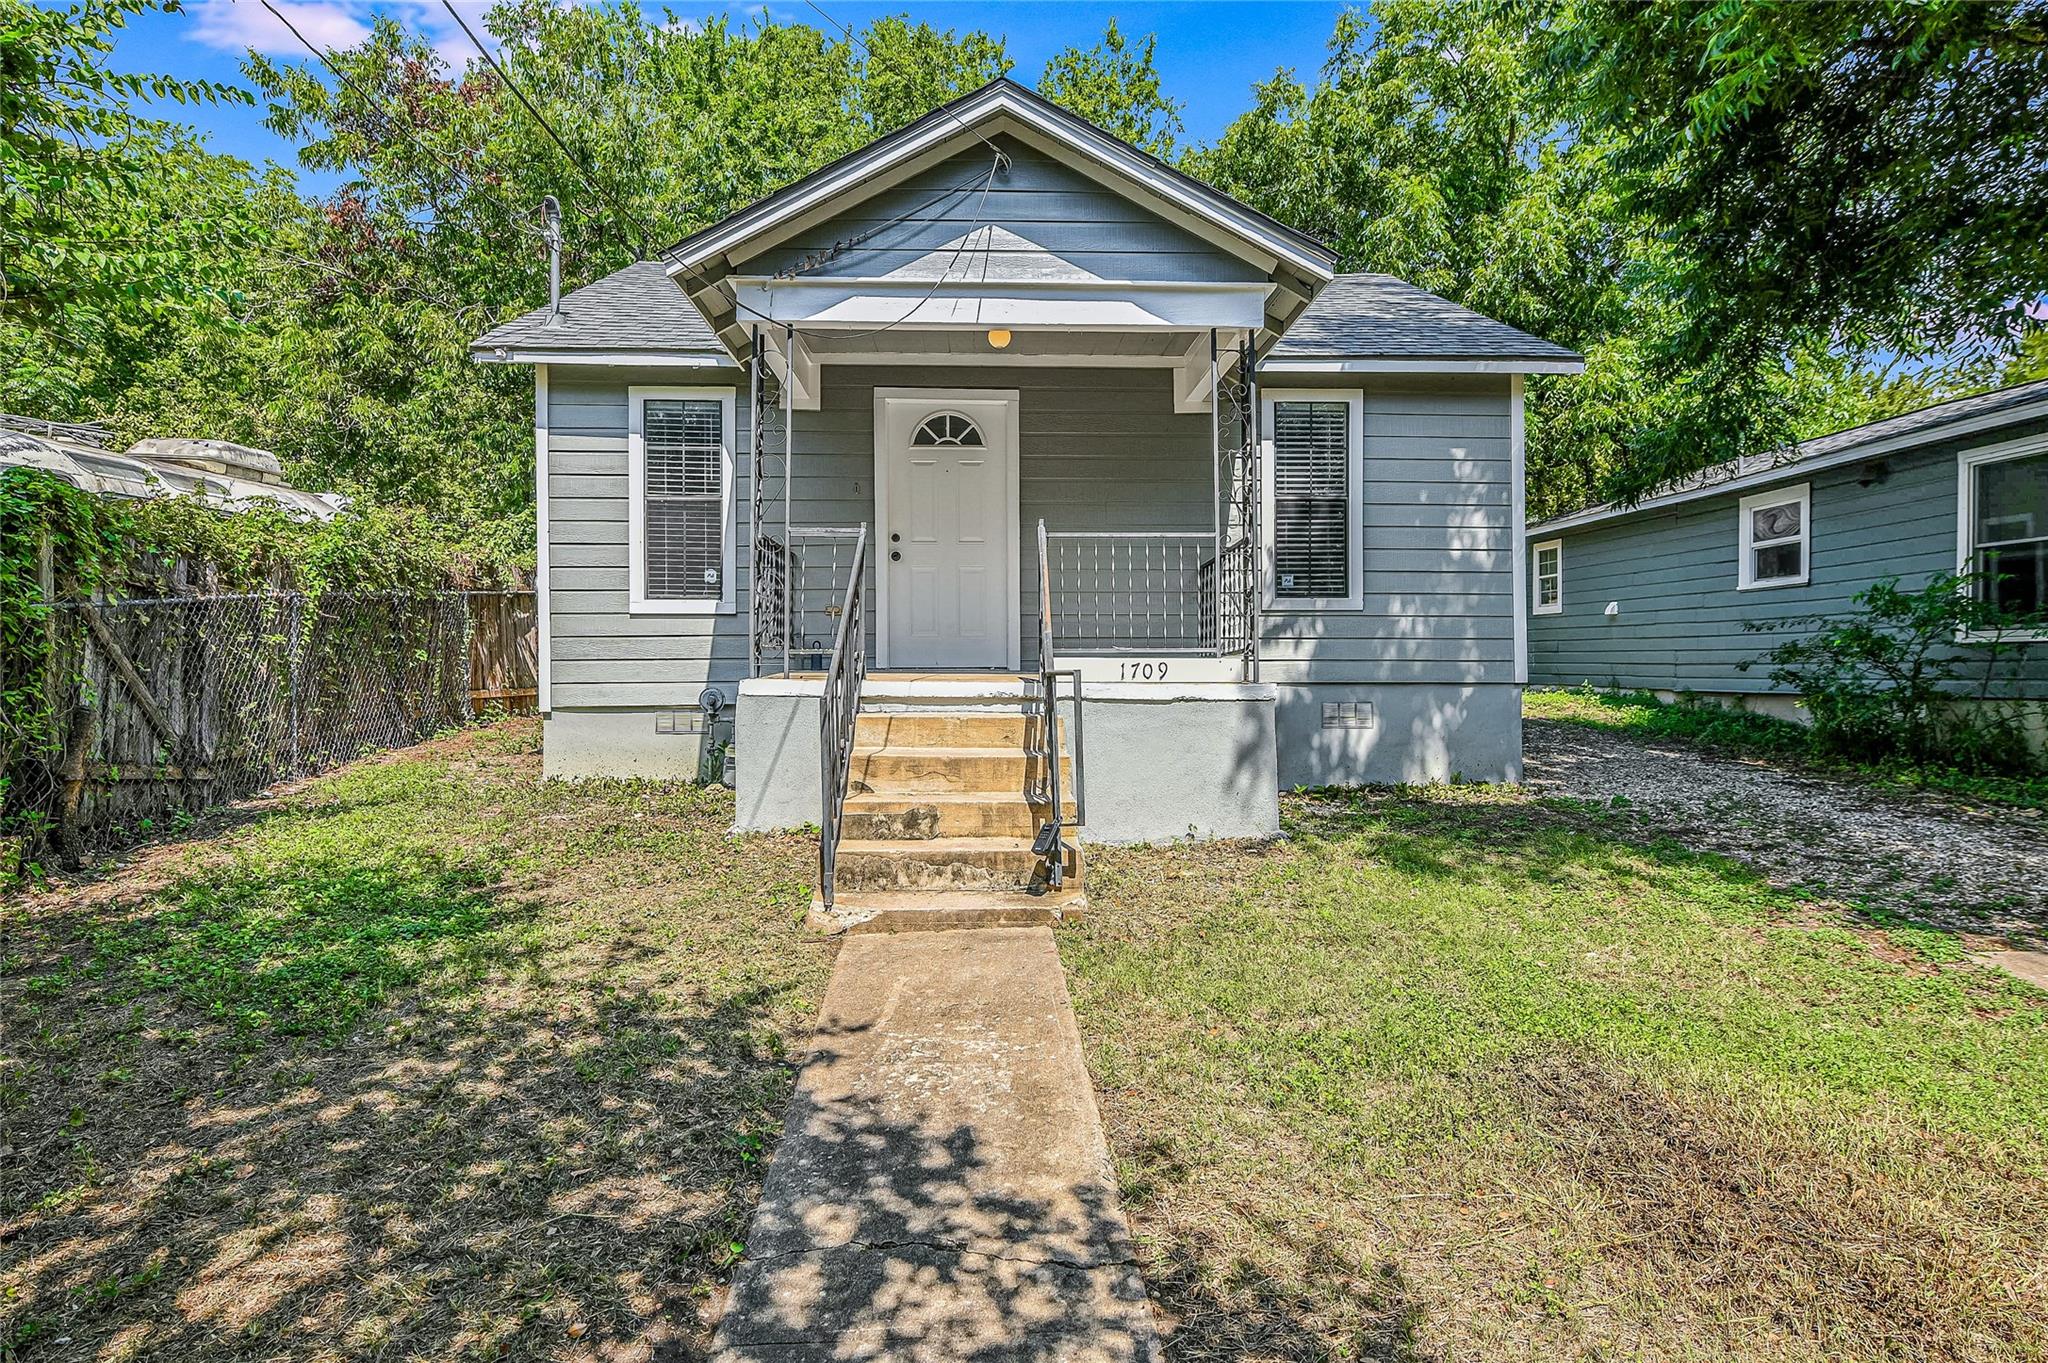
[665,84,1334,285]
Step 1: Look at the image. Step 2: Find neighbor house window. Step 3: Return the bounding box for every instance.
[1262,390,1363,609]
[629,386,735,614]
[1959,438,2048,628]
[1532,539,1563,614]
[1737,483,1810,590]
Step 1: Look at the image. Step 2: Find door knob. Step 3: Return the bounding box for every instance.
[890,550,901,561]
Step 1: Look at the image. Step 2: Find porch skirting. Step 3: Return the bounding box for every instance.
[733,677,1282,843]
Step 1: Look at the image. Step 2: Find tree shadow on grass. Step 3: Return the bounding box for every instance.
[0,843,820,1362]
[704,1013,1434,1363]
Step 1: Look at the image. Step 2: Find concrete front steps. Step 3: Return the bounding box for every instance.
[810,677,1083,934]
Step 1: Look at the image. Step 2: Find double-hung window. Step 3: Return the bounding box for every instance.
[629,386,735,614]
[1531,539,1563,614]
[1959,437,2048,631]
[1262,390,1363,610]
[1737,483,1810,590]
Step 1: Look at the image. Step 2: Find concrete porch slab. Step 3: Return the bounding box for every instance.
[709,928,1159,1363]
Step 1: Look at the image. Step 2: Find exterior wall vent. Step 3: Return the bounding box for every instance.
[1321,701,1375,730]
[655,709,704,735]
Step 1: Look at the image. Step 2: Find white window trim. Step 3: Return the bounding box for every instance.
[1956,432,2048,643]
[1531,537,1563,615]
[1260,387,1365,612]
[1736,482,1811,591]
[628,385,737,616]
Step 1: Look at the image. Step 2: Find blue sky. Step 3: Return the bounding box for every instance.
[121,1,1353,196]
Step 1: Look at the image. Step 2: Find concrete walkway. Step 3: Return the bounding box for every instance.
[710,928,1160,1363]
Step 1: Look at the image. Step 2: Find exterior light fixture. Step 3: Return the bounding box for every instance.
[987,328,1012,349]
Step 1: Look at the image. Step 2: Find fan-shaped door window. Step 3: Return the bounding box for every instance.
[911,412,984,447]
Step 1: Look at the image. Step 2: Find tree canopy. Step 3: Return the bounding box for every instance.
[4,0,2045,539]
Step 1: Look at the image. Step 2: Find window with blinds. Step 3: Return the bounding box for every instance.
[1271,399,1352,601]
[643,397,726,601]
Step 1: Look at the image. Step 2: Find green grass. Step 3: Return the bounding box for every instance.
[1526,684,2048,809]
[1067,787,2048,1363]
[0,719,832,1363]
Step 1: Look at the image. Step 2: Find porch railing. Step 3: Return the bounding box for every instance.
[751,526,866,676]
[1032,521,1082,887]
[816,524,868,911]
[1040,531,1219,655]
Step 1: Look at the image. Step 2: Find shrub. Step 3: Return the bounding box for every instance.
[1743,573,2043,778]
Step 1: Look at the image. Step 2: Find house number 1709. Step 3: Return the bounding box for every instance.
[1118,661,1170,681]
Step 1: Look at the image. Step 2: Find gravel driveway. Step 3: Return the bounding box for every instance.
[1522,718,2048,941]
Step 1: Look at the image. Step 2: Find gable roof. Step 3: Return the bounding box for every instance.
[1531,377,2048,535]
[1265,274,1584,369]
[665,78,1336,286]
[470,260,731,364]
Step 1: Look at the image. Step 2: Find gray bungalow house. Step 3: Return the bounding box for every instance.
[472,79,1581,928]
[1527,379,2048,715]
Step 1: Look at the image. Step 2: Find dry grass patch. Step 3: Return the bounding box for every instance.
[1066,787,2048,1363]
[1,719,831,1362]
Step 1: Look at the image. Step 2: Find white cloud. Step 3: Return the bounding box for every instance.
[189,0,373,56]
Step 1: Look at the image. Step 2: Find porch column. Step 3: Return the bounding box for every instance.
[783,323,794,677]
[1209,328,1222,649]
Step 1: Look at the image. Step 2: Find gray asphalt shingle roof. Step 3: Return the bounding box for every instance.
[1270,273,1583,363]
[469,260,725,358]
[468,266,1583,367]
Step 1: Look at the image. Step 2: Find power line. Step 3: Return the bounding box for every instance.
[257,0,534,235]
[438,0,656,259]
[800,0,1013,170]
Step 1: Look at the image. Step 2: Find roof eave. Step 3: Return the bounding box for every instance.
[1530,392,2048,536]
[1262,355,1585,375]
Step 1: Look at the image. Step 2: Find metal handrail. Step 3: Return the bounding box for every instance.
[1033,521,1083,887]
[816,523,868,910]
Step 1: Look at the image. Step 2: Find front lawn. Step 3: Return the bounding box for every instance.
[1,720,831,1362]
[1068,788,2048,1363]
[8,724,2045,1362]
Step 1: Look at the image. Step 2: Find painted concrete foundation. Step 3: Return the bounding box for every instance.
[542,708,729,781]
[1273,682,1523,787]
[1072,683,1280,842]
[734,679,1280,842]
[735,682,824,830]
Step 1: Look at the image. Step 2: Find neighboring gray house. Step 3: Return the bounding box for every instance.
[1527,379,2048,715]
[471,80,1580,926]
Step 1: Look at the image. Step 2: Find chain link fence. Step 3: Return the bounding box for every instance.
[3,590,533,873]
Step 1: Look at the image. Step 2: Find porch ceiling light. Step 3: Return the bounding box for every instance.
[986,327,1012,349]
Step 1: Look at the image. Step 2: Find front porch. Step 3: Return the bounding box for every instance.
[728,343,1279,901]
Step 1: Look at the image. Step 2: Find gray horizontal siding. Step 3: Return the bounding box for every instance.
[543,363,1519,706]
[745,135,1263,286]
[1258,375,1518,685]
[544,364,752,707]
[1528,418,2048,699]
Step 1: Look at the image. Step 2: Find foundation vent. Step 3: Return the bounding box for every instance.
[655,709,704,735]
[1321,701,1375,730]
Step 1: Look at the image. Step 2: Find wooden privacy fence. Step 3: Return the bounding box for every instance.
[2,589,536,869]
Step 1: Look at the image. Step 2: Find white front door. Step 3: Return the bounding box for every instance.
[876,391,1019,670]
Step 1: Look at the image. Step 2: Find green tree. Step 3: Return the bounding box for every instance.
[1539,0,2048,486]
[1038,20,1183,159]
[106,5,1020,530]
[0,0,261,408]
